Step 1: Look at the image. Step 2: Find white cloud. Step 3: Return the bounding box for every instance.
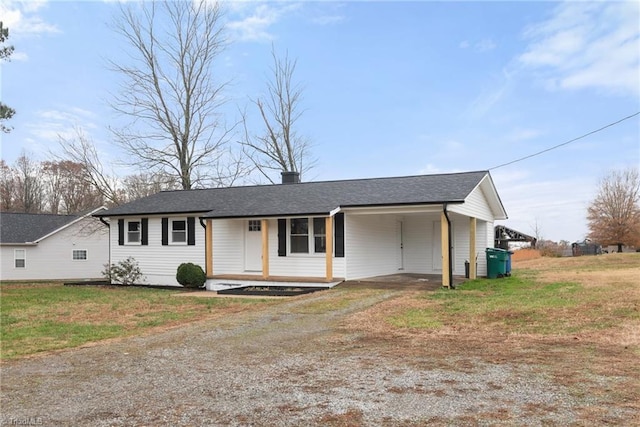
[476,38,496,52]
[226,2,301,43]
[459,38,496,52]
[25,107,98,155]
[519,1,640,96]
[467,67,515,118]
[0,0,59,37]
[312,14,345,26]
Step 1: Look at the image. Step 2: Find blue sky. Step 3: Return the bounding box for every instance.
[1,0,639,242]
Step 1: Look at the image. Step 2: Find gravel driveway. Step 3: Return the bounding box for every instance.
[0,289,627,426]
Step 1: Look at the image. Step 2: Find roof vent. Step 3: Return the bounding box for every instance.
[281,171,300,184]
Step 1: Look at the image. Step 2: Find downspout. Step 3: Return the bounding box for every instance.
[443,203,454,289]
[99,217,111,274]
[198,217,207,229]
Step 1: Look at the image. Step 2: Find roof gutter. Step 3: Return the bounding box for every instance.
[443,203,455,290]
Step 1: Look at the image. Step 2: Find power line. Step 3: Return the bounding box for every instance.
[489,112,640,170]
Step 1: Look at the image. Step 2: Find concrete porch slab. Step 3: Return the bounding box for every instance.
[338,273,466,290]
[205,278,343,292]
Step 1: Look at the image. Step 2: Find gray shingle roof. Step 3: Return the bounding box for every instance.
[0,212,80,244]
[96,171,490,219]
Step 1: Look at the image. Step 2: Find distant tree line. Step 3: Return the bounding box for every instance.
[0,151,179,214]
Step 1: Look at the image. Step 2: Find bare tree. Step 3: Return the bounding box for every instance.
[240,46,316,183]
[42,160,103,214]
[13,153,44,213]
[41,161,64,214]
[123,171,180,201]
[587,167,640,252]
[110,0,240,189]
[0,160,16,210]
[58,128,124,206]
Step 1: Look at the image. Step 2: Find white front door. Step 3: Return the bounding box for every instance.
[244,220,262,272]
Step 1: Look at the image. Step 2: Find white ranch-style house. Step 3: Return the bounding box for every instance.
[0,207,109,282]
[95,171,507,289]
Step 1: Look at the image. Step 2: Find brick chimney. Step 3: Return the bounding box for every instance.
[281,171,300,184]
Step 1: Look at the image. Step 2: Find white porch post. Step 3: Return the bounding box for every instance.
[469,217,477,279]
[205,219,213,277]
[261,219,269,279]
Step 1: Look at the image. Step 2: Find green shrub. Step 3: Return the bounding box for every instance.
[102,257,143,285]
[176,263,206,288]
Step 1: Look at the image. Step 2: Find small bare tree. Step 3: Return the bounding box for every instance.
[110,0,240,189]
[240,46,316,183]
[58,128,124,206]
[587,167,640,252]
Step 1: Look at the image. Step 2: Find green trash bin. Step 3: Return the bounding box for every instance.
[486,248,508,278]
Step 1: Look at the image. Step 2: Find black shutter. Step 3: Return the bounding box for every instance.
[334,213,344,258]
[277,219,287,256]
[141,218,148,246]
[118,219,124,246]
[161,218,168,246]
[187,217,196,246]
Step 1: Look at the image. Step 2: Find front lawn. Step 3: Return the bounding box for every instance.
[0,283,277,360]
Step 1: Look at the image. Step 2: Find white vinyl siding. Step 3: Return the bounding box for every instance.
[0,217,108,281]
[449,184,495,221]
[211,219,244,275]
[110,215,205,286]
[402,214,439,274]
[344,214,398,280]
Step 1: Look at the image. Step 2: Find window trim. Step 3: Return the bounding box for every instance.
[290,218,310,254]
[248,220,262,232]
[126,220,141,245]
[14,249,26,269]
[72,249,88,261]
[289,217,330,256]
[170,218,188,245]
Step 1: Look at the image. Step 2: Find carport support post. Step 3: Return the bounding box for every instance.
[469,217,477,279]
[205,219,213,277]
[261,219,269,279]
[325,216,333,282]
[440,211,451,288]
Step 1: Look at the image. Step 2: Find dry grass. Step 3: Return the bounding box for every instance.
[343,253,640,424]
[0,283,278,360]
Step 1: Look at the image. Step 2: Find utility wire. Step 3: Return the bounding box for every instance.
[489,111,640,170]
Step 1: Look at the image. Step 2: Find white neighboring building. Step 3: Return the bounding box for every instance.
[96,171,508,288]
[0,207,109,282]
